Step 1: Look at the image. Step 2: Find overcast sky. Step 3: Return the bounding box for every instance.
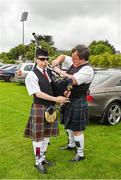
[0,0,121,53]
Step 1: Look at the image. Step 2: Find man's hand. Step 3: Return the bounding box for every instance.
[51,55,66,67]
[51,59,59,67]
[55,96,70,104]
[64,90,71,98]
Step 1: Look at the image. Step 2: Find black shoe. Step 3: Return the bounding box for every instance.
[35,163,47,174]
[42,159,54,166]
[59,145,76,151]
[69,155,84,162]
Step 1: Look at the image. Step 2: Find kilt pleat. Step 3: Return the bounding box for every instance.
[62,97,89,131]
[24,103,58,141]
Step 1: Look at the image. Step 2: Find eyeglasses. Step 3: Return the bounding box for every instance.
[37,57,49,61]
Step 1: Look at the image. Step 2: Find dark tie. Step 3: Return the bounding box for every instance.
[43,69,49,80]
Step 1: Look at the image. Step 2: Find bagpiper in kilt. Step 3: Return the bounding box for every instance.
[52,45,94,162]
[24,48,69,174]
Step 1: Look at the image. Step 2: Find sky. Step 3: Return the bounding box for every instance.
[0,0,121,53]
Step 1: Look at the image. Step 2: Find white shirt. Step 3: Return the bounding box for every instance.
[73,65,94,85]
[61,55,73,70]
[25,66,51,96]
[64,55,94,85]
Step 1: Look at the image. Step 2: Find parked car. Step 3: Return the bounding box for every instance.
[15,63,34,84]
[87,70,121,125]
[0,64,13,69]
[0,65,17,82]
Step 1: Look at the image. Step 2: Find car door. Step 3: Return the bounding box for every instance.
[115,78,121,98]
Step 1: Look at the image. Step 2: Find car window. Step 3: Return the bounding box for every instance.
[10,66,17,70]
[4,65,17,70]
[24,64,33,71]
[116,79,121,86]
[0,65,12,69]
[90,73,111,87]
[16,63,22,70]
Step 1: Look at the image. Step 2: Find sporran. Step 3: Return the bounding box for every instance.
[45,106,57,123]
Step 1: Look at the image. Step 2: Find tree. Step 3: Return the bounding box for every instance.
[89,40,116,55]
[0,33,56,63]
[25,43,35,60]
[31,34,54,46]
[89,53,121,68]
[40,40,56,57]
[25,40,57,62]
[8,44,28,60]
[0,52,12,63]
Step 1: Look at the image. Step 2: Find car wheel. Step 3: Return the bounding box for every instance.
[9,76,15,82]
[104,102,121,125]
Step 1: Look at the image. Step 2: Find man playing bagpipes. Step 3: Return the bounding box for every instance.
[24,47,69,174]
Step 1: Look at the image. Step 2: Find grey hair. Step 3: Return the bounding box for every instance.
[71,45,90,61]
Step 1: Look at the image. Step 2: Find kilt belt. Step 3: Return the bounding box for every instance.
[61,97,89,131]
[24,103,58,141]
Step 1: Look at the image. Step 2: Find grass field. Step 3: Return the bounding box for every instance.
[0,81,121,179]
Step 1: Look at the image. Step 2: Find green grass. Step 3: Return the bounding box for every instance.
[0,81,121,179]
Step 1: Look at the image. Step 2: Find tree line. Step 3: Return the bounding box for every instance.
[0,34,121,68]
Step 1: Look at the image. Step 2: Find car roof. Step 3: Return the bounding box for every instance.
[22,62,34,64]
[2,65,17,70]
[94,69,121,75]
[18,62,34,67]
[0,64,13,69]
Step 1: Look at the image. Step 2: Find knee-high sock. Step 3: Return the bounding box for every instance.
[67,129,75,147]
[32,140,45,165]
[41,137,50,153]
[74,133,84,157]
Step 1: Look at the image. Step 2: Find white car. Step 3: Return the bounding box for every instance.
[15,63,34,84]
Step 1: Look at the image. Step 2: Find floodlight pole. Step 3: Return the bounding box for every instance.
[22,20,25,46]
[20,12,28,60]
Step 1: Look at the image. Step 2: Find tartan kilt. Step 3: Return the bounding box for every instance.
[24,103,59,141]
[61,97,89,131]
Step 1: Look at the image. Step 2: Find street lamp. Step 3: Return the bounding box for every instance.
[20,12,28,60]
[20,12,28,46]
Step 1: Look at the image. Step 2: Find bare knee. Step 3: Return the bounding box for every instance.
[73,131,83,136]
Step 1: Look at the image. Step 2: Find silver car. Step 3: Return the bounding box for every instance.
[87,70,121,125]
[15,63,34,84]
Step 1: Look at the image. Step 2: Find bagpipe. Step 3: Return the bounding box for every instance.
[46,63,72,96]
[32,32,73,97]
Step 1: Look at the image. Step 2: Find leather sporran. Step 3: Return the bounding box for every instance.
[45,106,57,123]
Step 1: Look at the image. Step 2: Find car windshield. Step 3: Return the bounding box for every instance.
[90,73,112,87]
[24,64,33,71]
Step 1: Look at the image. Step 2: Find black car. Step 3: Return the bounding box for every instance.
[0,65,17,82]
